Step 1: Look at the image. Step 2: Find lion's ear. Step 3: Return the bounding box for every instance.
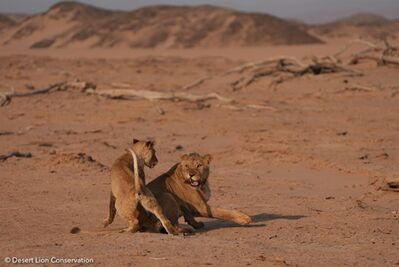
[146,140,155,148]
[203,154,212,164]
[133,138,139,144]
[180,154,189,161]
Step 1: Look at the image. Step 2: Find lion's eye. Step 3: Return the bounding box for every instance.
[197,164,202,168]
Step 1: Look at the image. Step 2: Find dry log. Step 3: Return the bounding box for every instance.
[182,76,212,90]
[349,54,399,66]
[0,81,95,107]
[220,104,278,112]
[85,88,233,103]
[0,151,32,161]
[224,56,306,75]
[0,82,66,106]
[343,84,379,92]
[333,39,381,59]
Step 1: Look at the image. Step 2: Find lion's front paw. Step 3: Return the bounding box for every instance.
[164,223,179,235]
[235,213,252,225]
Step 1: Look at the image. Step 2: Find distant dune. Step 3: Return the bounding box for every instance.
[311,13,399,39]
[0,1,322,49]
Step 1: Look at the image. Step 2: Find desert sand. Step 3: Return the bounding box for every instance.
[0,3,398,267]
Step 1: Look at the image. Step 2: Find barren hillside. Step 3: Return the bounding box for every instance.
[0,2,321,49]
[312,13,399,39]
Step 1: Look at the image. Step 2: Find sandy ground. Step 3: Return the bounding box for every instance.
[0,42,398,266]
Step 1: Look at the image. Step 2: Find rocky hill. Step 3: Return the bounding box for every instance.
[311,13,399,39]
[0,1,322,49]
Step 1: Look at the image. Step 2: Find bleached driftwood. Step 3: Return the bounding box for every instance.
[180,40,399,91]
[84,88,233,103]
[349,55,399,66]
[344,84,379,92]
[0,82,66,106]
[0,81,95,107]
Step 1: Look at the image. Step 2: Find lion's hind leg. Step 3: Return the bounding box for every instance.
[137,188,178,235]
[115,196,141,233]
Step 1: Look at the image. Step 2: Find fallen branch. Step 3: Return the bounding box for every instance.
[182,76,212,90]
[349,54,399,66]
[343,84,379,92]
[0,81,96,107]
[0,151,32,161]
[224,56,307,75]
[85,88,233,103]
[230,57,361,90]
[220,104,278,112]
[1,82,64,106]
[180,57,308,91]
[333,39,381,59]
[176,40,398,92]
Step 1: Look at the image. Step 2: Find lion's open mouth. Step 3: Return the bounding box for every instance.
[187,178,200,187]
[191,180,200,186]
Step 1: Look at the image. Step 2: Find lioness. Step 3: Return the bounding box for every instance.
[139,153,252,233]
[103,139,177,234]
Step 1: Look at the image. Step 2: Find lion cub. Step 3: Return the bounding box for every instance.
[140,153,251,232]
[103,139,177,234]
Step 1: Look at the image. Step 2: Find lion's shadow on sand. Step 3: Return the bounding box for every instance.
[200,213,305,232]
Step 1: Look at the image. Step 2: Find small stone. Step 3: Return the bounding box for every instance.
[70,227,81,234]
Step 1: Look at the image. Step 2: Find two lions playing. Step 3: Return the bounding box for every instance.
[104,139,251,234]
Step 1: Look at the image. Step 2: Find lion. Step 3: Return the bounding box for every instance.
[102,138,177,235]
[138,152,252,233]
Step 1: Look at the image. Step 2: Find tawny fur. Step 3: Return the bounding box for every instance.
[139,153,252,232]
[102,139,177,235]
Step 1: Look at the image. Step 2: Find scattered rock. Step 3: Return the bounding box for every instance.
[359,154,369,160]
[70,227,81,234]
[175,145,183,151]
[51,152,109,171]
[381,178,399,192]
[325,196,335,200]
[156,106,165,115]
[337,131,348,136]
[256,255,266,261]
[356,199,368,209]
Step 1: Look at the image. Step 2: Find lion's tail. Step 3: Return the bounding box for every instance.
[103,191,116,228]
[127,148,142,192]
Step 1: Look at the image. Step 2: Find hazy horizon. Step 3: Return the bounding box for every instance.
[0,0,398,24]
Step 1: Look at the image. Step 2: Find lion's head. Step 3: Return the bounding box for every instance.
[178,153,212,187]
[130,138,158,168]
